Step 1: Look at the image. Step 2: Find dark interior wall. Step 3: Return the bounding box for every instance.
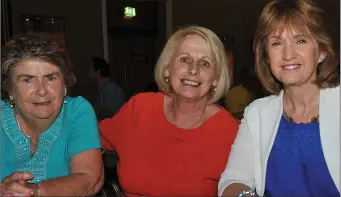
[155,1,167,62]
[172,0,340,76]
[319,0,341,53]
[11,0,104,98]
[106,0,166,63]
[172,0,267,37]
[107,0,157,30]
[172,0,269,76]
[105,0,167,97]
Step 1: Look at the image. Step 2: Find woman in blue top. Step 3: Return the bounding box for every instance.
[0,34,104,196]
[219,0,340,196]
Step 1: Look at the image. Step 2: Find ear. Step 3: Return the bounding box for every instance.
[64,87,67,97]
[318,51,327,64]
[9,95,13,100]
[164,66,170,78]
[212,78,218,87]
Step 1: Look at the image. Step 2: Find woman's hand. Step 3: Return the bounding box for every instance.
[0,172,35,197]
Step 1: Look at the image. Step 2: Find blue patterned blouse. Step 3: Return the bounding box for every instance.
[1,96,102,183]
[265,116,339,197]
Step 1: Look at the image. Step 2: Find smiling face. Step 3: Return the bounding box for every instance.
[164,34,218,101]
[9,59,67,121]
[267,27,327,88]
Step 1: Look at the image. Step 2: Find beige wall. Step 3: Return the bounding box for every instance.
[11,0,104,98]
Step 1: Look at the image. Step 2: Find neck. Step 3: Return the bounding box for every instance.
[16,109,52,134]
[283,83,320,114]
[167,94,208,128]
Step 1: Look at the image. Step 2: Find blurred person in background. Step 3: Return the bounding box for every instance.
[89,57,125,120]
[224,67,260,120]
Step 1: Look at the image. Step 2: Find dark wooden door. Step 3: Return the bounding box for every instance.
[108,33,155,99]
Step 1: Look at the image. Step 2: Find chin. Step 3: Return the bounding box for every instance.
[179,92,207,101]
[280,77,301,85]
[30,108,57,119]
[33,113,55,119]
[176,92,194,99]
[282,80,307,87]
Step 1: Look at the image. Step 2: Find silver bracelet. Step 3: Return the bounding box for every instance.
[237,189,256,197]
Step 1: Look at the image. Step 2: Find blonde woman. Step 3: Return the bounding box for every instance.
[99,25,238,196]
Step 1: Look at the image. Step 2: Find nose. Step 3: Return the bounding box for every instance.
[36,80,47,96]
[282,43,296,61]
[188,62,200,76]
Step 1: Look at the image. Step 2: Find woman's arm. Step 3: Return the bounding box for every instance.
[28,97,105,196]
[218,107,256,196]
[99,94,138,151]
[31,149,104,196]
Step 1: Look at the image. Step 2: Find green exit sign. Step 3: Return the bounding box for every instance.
[124,7,136,18]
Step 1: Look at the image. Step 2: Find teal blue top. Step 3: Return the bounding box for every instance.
[1,96,102,183]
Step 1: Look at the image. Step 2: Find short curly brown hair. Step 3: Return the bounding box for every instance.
[1,33,76,97]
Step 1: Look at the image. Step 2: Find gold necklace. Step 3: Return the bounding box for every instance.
[15,112,38,152]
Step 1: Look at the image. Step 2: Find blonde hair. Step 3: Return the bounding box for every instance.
[253,0,339,94]
[155,25,230,104]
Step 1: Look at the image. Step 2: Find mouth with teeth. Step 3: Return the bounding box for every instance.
[181,79,201,86]
[282,64,300,70]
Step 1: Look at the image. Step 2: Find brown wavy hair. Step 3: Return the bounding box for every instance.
[253,0,339,94]
[1,33,76,98]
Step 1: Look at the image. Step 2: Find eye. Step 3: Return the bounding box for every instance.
[297,39,307,44]
[199,60,210,67]
[271,41,281,46]
[23,78,31,84]
[46,76,56,81]
[180,57,190,63]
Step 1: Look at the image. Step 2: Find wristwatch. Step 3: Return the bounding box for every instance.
[237,189,256,197]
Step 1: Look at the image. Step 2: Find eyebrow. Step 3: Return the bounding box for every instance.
[292,34,307,39]
[178,53,213,61]
[45,72,61,78]
[269,33,307,40]
[269,35,281,40]
[16,72,61,80]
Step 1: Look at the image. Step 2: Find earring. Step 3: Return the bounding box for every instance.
[165,77,169,82]
[8,96,14,108]
[9,99,14,108]
[63,98,67,105]
[319,57,325,62]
